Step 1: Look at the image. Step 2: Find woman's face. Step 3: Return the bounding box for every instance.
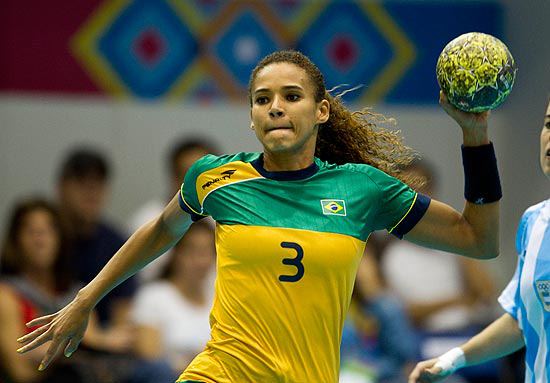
[172,228,215,280]
[539,100,550,179]
[250,62,329,157]
[18,209,60,271]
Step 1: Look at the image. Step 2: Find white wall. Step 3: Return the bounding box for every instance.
[0,96,260,230]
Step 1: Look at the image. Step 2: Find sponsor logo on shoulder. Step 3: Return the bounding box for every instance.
[202,169,236,190]
[535,280,550,312]
[321,199,346,216]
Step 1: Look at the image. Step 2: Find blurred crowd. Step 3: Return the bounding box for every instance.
[0,138,524,383]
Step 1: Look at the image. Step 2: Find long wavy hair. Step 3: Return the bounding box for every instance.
[249,50,421,187]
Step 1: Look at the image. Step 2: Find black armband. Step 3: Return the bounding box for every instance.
[462,142,502,204]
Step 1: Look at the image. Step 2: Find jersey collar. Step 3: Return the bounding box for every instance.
[251,154,319,181]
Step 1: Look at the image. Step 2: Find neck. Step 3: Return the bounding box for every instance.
[62,209,97,236]
[262,150,315,172]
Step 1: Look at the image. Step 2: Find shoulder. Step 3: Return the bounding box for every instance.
[320,161,394,184]
[518,200,547,233]
[0,282,28,338]
[189,152,261,175]
[321,161,377,174]
[328,162,410,200]
[0,282,22,317]
[523,200,546,219]
[516,200,549,254]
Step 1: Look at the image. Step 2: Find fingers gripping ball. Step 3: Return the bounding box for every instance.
[436,32,517,112]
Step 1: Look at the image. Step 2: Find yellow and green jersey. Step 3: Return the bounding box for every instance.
[177,152,429,383]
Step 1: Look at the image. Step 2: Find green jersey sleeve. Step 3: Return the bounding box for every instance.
[364,166,430,237]
[178,154,219,220]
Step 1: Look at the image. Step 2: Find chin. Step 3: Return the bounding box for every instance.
[263,139,294,153]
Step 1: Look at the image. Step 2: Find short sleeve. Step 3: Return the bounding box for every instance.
[178,154,218,221]
[366,167,430,238]
[498,258,522,321]
[515,210,530,256]
[498,211,531,321]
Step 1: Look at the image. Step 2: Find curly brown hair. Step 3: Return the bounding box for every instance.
[249,50,421,187]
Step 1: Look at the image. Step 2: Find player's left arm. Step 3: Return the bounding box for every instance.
[405,198,498,259]
[405,92,499,259]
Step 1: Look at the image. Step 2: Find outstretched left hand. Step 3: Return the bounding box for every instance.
[16,297,92,371]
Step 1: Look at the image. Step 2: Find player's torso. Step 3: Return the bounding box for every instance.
[184,156,375,382]
[179,152,416,382]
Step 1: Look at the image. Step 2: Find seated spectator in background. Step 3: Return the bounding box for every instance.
[381,160,497,334]
[57,147,136,326]
[131,220,215,375]
[340,251,418,383]
[128,136,219,283]
[380,159,499,382]
[0,198,133,383]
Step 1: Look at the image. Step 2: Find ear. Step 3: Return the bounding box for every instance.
[250,122,255,130]
[316,99,330,124]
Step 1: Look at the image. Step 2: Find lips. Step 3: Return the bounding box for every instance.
[266,126,292,132]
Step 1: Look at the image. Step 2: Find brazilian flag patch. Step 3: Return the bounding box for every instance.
[321,199,346,216]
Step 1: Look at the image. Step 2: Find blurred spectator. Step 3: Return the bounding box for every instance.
[128,136,219,283]
[379,159,499,382]
[0,198,134,383]
[131,220,215,375]
[340,250,418,383]
[57,147,135,326]
[381,160,497,333]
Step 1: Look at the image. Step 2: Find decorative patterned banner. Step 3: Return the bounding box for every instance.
[0,0,503,104]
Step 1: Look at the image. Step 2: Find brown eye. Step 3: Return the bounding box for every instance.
[286,94,300,102]
[255,96,269,105]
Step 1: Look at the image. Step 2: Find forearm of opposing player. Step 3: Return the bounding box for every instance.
[462,313,524,367]
[77,194,192,309]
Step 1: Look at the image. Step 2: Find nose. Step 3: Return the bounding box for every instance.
[269,108,284,118]
[269,96,284,118]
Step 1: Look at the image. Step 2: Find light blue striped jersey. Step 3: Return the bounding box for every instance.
[499,199,550,382]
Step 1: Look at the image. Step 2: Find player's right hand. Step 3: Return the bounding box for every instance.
[439,91,489,132]
[408,358,451,383]
[16,298,92,371]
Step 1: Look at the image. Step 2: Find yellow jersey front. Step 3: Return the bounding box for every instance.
[177,153,429,382]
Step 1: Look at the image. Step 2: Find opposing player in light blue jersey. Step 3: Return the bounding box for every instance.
[409,99,550,383]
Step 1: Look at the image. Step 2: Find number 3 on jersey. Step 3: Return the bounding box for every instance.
[279,242,304,282]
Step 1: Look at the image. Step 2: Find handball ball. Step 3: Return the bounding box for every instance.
[436,32,517,112]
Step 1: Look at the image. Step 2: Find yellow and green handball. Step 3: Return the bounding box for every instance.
[436,32,517,112]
